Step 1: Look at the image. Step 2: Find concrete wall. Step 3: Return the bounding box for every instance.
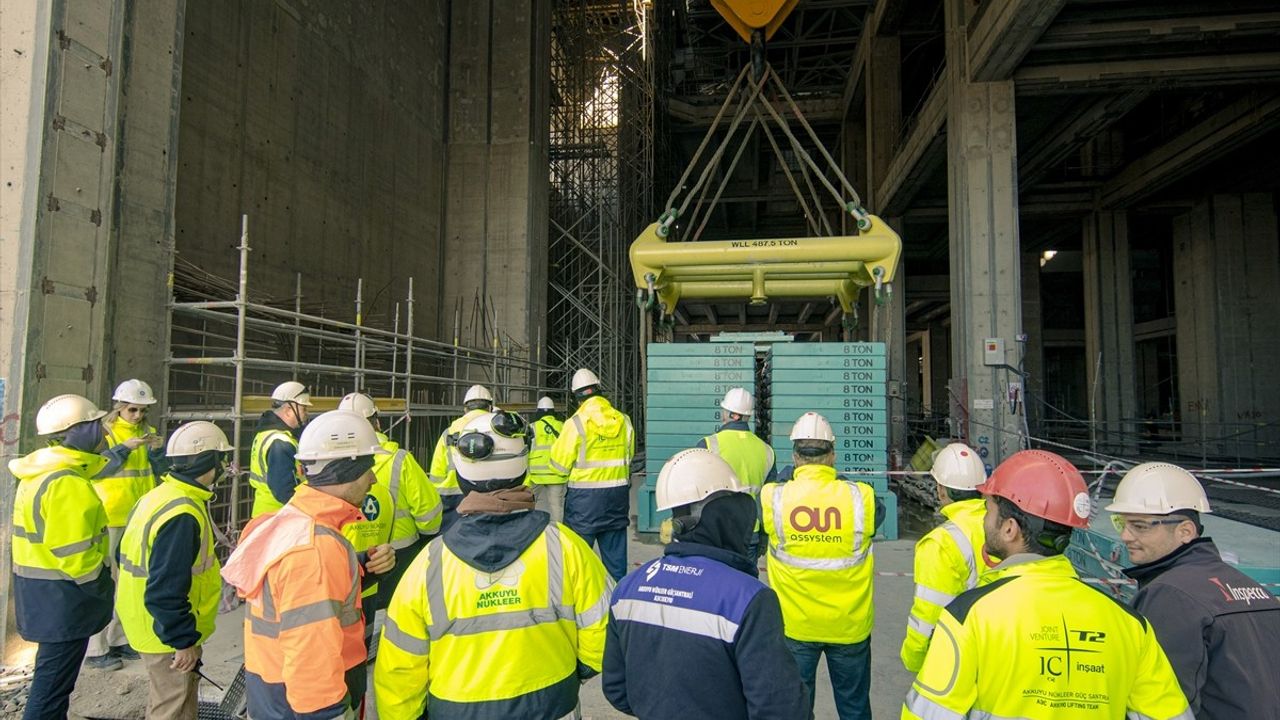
[174,0,449,326]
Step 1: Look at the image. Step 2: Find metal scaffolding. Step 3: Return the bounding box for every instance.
[548,0,655,423]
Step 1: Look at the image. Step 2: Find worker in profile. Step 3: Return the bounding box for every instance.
[761,412,881,720]
[1107,462,1280,717]
[603,448,810,719]
[428,384,494,527]
[525,395,568,522]
[374,410,612,718]
[696,387,775,557]
[900,442,992,673]
[247,381,312,518]
[548,368,636,581]
[903,450,1192,720]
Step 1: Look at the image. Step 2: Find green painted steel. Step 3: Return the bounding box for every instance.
[648,369,754,383]
[770,342,886,356]
[760,368,888,383]
[771,355,888,370]
[645,393,739,409]
[646,407,732,423]
[770,381,885,397]
[771,396,888,411]
[771,412,889,428]
[647,343,753,357]
[647,355,753,369]
[646,420,730,436]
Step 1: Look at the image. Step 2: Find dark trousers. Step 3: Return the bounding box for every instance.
[24,637,90,720]
[785,637,871,720]
[572,528,628,581]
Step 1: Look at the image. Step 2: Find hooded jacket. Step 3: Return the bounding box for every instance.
[1124,538,1280,719]
[549,395,635,535]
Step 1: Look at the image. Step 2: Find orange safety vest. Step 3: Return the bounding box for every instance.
[222,485,367,715]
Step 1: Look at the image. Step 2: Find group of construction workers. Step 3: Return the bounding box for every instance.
[8,370,1279,720]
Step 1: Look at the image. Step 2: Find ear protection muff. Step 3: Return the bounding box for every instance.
[1036,530,1071,554]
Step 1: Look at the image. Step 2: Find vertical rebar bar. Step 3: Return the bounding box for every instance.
[390,302,400,398]
[354,277,364,391]
[405,278,415,442]
[292,273,302,379]
[231,214,250,530]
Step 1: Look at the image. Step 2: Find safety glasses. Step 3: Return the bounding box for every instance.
[1110,515,1186,534]
[121,406,148,418]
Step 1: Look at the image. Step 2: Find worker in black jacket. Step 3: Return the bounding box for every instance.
[1107,462,1280,718]
[604,448,811,720]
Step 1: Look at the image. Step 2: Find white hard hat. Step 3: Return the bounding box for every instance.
[463,385,494,405]
[295,410,386,464]
[537,396,555,411]
[338,392,378,418]
[655,448,747,512]
[449,411,529,484]
[1105,462,1212,515]
[571,368,601,393]
[930,443,986,491]
[720,388,754,416]
[789,412,835,443]
[112,379,157,406]
[271,381,313,407]
[36,394,107,436]
[166,421,232,457]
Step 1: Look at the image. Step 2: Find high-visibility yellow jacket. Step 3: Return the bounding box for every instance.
[526,415,566,485]
[701,421,775,494]
[374,433,442,548]
[248,424,301,518]
[761,463,877,644]
[116,475,220,653]
[342,472,395,601]
[900,497,988,673]
[549,396,635,535]
[374,520,613,720]
[97,415,159,526]
[428,408,489,503]
[903,553,1194,720]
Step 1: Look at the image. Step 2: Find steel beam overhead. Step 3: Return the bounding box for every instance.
[1014,52,1280,94]
[967,0,1069,81]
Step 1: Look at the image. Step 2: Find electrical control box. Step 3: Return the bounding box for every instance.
[983,337,1005,366]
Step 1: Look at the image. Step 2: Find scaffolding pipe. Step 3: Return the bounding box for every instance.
[231,215,250,530]
[405,277,415,438]
[355,277,364,391]
[293,273,302,379]
[390,302,400,397]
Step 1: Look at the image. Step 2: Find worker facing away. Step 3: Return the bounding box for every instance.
[86,378,167,670]
[223,410,392,720]
[525,395,568,522]
[338,392,443,598]
[248,381,312,518]
[900,442,993,673]
[374,410,613,719]
[761,411,882,720]
[8,395,114,720]
[603,448,811,720]
[696,387,775,558]
[116,421,231,720]
[428,384,494,526]
[548,368,636,581]
[1107,462,1280,717]
[903,450,1193,720]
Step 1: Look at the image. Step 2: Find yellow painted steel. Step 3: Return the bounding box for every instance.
[711,0,800,42]
[629,215,902,314]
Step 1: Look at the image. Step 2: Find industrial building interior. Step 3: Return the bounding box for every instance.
[2,0,1279,713]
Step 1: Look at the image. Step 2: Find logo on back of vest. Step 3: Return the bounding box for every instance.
[644,560,661,582]
[791,506,841,532]
[475,559,525,590]
[362,495,380,520]
[1209,577,1272,605]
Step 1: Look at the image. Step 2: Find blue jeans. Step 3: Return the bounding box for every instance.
[573,528,628,581]
[25,637,90,720]
[785,637,871,720]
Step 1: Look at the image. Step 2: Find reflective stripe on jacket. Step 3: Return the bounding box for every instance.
[116,475,220,653]
[342,475,395,600]
[703,427,775,494]
[527,416,566,485]
[97,416,159,526]
[761,463,876,644]
[374,523,612,720]
[222,486,366,716]
[428,409,489,499]
[375,433,442,548]
[900,497,988,673]
[248,428,300,518]
[903,553,1194,720]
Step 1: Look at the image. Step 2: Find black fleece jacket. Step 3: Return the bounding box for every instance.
[140,472,208,650]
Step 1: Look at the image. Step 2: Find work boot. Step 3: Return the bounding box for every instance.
[109,644,140,661]
[83,654,123,671]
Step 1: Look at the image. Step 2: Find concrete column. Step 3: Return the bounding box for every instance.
[441,0,550,397]
[864,35,901,210]
[945,0,1025,468]
[926,321,951,416]
[1020,251,1044,431]
[871,250,908,462]
[1173,194,1280,457]
[1082,210,1138,453]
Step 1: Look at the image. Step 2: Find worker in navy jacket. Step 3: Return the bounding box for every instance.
[603,449,811,720]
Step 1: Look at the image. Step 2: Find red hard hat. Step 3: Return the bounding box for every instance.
[977,450,1092,529]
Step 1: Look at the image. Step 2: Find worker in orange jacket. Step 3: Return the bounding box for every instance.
[222,410,395,719]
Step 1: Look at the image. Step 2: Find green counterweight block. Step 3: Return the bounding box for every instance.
[764,369,888,383]
[770,342,886,356]
[770,355,888,370]
[647,355,753,369]
[770,395,888,411]
[770,381,885,397]
[648,369,755,383]
[647,342,753,357]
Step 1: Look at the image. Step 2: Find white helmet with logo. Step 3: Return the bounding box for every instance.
[449,411,530,486]
[655,448,747,512]
[112,379,158,406]
[1105,462,1211,515]
[338,392,378,418]
[271,381,313,407]
[720,388,754,416]
[463,385,494,405]
[789,412,835,443]
[571,368,601,393]
[36,394,107,436]
[930,442,987,491]
[166,421,232,457]
[295,410,386,469]
[537,396,555,411]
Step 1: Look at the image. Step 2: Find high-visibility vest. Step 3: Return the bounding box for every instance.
[11,446,110,585]
[248,428,300,518]
[374,434,442,548]
[904,554,1193,720]
[97,416,159,526]
[427,409,489,499]
[703,427,774,494]
[900,497,988,673]
[760,463,876,644]
[116,475,220,653]
[341,474,395,600]
[374,522,613,719]
[527,416,566,485]
[547,396,634,489]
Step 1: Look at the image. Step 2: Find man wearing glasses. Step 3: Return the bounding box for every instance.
[1108,463,1280,718]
